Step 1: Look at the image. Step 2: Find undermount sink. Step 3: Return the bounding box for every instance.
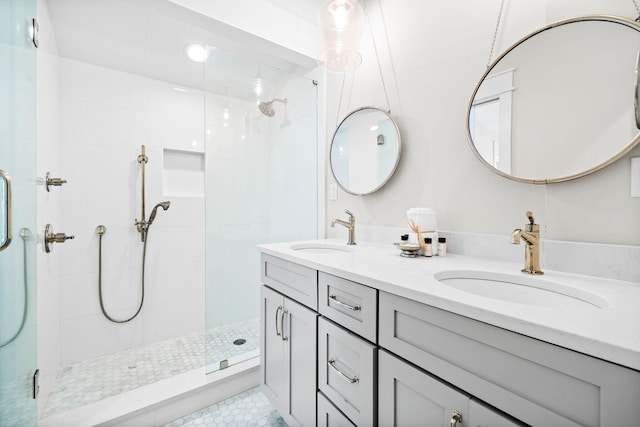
[434,270,609,310]
[290,242,354,254]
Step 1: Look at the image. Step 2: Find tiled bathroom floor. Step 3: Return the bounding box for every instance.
[43,317,259,417]
[162,386,286,427]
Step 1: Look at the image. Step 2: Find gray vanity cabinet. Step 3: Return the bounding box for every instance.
[379,291,640,427]
[379,349,521,427]
[260,282,318,427]
[259,251,640,427]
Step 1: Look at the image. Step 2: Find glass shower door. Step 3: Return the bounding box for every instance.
[0,0,38,425]
[204,50,318,373]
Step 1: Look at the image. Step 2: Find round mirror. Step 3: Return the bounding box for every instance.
[467,16,640,184]
[330,107,401,195]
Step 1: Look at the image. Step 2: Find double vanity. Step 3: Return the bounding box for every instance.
[258,239,640,426]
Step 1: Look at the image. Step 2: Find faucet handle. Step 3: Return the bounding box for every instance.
[526,211,535,225]
[345,209,355,219]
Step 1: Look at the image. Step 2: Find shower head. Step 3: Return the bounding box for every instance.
[148,201,171,224]
[258,98,287,117]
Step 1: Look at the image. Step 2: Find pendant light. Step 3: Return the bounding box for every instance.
[318,0,365,72]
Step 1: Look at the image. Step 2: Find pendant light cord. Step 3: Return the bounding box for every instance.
[365,0,391,113]
[335,0,393,127]
[336,72,347,128]
[487,0,507,68]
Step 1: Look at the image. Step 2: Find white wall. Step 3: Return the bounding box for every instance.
[325,0,640,246]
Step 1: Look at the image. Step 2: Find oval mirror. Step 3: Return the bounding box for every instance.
[330,107,401,195]
[467,16,640,184]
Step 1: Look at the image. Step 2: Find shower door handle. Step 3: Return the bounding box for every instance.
[0,169,12,252]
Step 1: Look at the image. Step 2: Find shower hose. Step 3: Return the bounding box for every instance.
[0,229,30,349]
[97,228,149,323]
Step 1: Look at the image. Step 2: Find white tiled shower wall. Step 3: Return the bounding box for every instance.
[55,57,206,365]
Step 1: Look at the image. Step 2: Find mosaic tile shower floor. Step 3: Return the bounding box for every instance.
[163,386,287,427]
[43,317,259,418]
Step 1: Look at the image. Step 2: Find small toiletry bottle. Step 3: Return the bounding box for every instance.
[400,234,409,244]
[424,237,433,257]
[437,237,447,256]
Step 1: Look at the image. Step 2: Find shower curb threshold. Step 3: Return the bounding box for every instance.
[39,357,260,427]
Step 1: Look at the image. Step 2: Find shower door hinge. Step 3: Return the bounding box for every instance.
[220,359,229,370]
[33,369,40,399]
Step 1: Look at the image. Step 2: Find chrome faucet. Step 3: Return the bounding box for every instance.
[511,211,543,275]
[331,209,356,245]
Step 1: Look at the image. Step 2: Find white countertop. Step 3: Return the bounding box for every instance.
[258,239,640,372]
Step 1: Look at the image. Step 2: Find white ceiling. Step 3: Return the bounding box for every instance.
[45,0,325,94]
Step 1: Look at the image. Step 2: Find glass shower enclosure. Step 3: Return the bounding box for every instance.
[0,0,38,425]
[204,49,318,373]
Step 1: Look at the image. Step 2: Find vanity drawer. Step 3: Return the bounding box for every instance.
[317,391,355,427]
[261,253,317,310]
[379,291,640,427]
[318,272,377,343]
[318,317,376,427]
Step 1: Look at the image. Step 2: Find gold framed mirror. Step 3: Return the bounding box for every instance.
[467,15,640,184]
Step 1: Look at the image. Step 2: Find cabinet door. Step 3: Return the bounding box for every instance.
[284,297,318,427]
[260,286,286,412]
[379,350,469,427]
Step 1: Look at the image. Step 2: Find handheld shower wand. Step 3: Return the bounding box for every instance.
[148,201,171,225]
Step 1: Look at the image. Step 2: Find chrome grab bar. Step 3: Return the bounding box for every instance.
[0,169,12,252]
[327,358,359,383]
[329,294,361,311]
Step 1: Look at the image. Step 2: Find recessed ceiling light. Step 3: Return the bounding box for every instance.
[185,43,208,63]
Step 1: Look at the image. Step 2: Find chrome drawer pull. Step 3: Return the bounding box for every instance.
[450,410,462,427]
[275,306,282,336]
[328,358,359,383]
[329,294,361,311]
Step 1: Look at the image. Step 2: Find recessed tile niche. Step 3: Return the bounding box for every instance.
[162,148,205,197]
